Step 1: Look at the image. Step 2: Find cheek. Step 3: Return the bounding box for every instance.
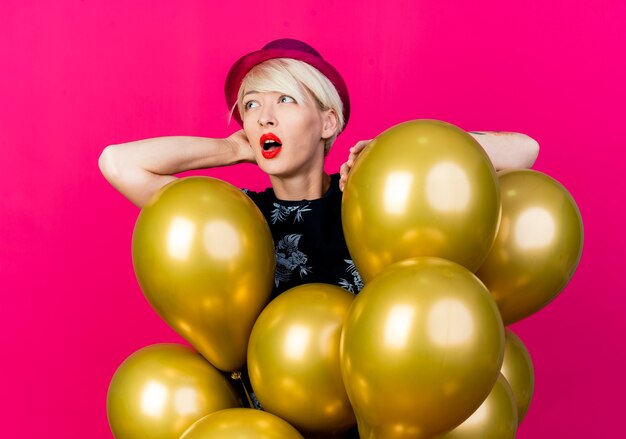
[242,120,255,136]
[296,112,324,137]
[242,109,259,127]
[242,115,253,129]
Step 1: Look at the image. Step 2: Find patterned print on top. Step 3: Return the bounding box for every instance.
[270,203,312,224]
[243,176,363,296]
[338,259,364,293]
[275,234,312,287]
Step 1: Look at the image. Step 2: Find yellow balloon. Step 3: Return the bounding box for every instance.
[180,408,304,439]
[107,344,241,439]
[501,329,534,423]
[342,119,500,282]
[437,374,518,439]
[247,284,356,436]
[341,257,505,439]
[476,170,583,324]
[132,177,275,371]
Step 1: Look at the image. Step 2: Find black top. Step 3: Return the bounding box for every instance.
[240,174,363,437]
[243,173,363,298]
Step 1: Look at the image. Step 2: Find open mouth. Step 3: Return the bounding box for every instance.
[260,133,283,159]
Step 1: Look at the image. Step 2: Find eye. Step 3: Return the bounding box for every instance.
[279,95,296,104]
[244,100,259,111]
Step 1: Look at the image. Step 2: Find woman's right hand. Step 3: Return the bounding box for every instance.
[226,130,256,164]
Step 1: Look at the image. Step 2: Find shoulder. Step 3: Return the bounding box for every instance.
[241,185,275,211]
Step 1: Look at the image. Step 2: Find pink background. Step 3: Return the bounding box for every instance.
[2,0,624,437]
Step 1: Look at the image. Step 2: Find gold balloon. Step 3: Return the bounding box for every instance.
[247,284,356,436]
[341,257,505,439]
[107,344,241,439]
[132,177,275,371]
[501,329,534,423]
[437,374,518,439]
[180,408,304,439]
[342,119,500,282]
[476,170,583,324]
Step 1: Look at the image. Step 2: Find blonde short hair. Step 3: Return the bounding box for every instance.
[235,58,345,154]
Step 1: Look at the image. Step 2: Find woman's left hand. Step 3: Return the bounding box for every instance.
[339,139,372,191]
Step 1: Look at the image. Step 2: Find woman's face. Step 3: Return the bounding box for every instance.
[241,88,336,179]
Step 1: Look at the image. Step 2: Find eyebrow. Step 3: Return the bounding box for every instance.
[243,90,258,97]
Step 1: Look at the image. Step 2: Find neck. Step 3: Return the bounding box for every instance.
[270,171,331,201]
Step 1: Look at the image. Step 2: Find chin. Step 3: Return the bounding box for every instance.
[257,152,321,179]
[257,160,292,178]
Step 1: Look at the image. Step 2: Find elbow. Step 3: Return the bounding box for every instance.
[524,134,540,168]
[98,145,122,183]
[498,134,541,170]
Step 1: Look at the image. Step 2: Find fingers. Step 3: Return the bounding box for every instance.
[340,162,349,179]
[339,162,349,192]
[237,129,250,143]
[349,139,372,154]
[347,139,372,166]
[346,152,356,167]
[340,140,372,192]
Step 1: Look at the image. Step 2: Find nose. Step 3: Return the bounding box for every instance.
[257,106,277,127]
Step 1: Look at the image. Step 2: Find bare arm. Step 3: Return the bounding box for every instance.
[339,131,540,190]
[98,131,254,207]
[468,131,539,171]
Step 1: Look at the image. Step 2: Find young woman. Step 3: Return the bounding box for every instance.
[99,38,539,297]
[100,39,539,436]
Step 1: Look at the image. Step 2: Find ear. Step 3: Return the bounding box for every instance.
[321,109,339,140]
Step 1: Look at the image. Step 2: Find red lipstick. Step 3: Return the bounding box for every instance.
[260,133,283,159]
